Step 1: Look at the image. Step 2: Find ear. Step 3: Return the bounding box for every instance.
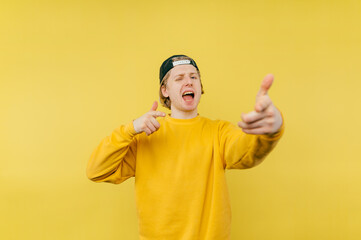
[161,85,169,98]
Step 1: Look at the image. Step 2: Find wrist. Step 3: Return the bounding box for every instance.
[132,119,140,134]
[127,120,138,136]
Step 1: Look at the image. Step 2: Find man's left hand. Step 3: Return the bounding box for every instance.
[238,74,283,135]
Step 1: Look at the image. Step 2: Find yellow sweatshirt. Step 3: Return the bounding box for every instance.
[87,114,284,240]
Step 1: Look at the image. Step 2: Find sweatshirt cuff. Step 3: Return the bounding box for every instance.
[124,121,138,138]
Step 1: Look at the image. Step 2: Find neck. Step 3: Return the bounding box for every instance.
[170,108,198,119]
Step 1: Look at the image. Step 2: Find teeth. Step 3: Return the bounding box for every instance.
[183,91,194,96]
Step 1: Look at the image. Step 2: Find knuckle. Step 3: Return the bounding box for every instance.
[262,95,270,103]
[267,107,274,115]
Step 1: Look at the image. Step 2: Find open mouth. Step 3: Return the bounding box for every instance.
[182,91,195,101]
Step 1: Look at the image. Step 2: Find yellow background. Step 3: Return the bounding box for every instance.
[1,0,360,239]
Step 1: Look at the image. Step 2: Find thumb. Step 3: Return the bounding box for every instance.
[150,101,158,111]
[257,74,274,97]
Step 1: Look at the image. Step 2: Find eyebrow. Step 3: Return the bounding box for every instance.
[174,72,198,78]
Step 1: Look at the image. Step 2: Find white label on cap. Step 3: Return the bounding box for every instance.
[172,60,191,66]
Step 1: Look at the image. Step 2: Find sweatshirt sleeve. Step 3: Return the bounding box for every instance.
[219,116,285,169]
[86,122,138,184]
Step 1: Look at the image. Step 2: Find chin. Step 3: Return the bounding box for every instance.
[172,99,200,112]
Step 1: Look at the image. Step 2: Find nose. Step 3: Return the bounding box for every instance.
[184,76,193,86]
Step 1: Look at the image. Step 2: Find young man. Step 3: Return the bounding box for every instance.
[87,55,284,240]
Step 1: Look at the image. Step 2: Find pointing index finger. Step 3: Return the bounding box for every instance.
[150,111,166,118]
[241,111,267,123]
[150,101,158,111]
[255,95,272,112]
[257,74,274,97]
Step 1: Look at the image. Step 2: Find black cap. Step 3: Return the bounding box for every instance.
[159,54,199,84]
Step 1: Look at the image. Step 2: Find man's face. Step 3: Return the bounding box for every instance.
[161,64,202,113]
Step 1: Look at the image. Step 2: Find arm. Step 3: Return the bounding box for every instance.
[220,117,284,169]
[86,101,165,184]
[86,122,138,184]
[222,74,284,169]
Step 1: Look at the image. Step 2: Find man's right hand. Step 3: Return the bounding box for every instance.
[133,101,166,136]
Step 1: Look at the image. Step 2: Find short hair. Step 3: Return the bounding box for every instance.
[159,56,204,110]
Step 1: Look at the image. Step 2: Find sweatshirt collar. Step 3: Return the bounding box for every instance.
[164,114,201,124]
